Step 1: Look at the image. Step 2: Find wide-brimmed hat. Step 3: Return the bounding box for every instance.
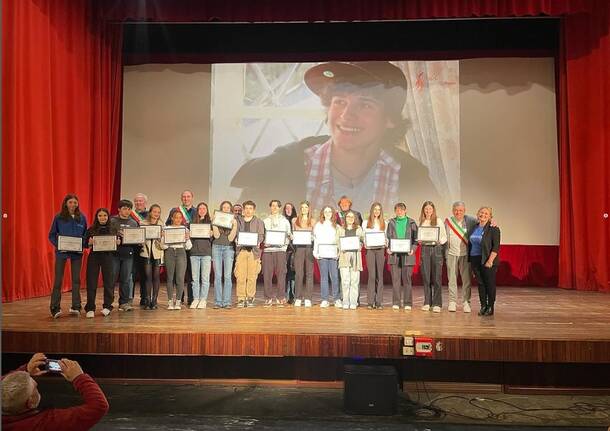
[304,61,408,95]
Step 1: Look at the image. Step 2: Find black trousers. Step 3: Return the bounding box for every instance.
[86,252,115,311]
[50,254,82,313]
[470,255,498,308]
[366,248,385,306]
[420,245,443,307]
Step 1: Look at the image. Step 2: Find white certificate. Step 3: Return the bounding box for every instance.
[212,211,234,229]
[93,235,117,252]
[339,236,360,252]
[237,231,259,247]
[417,226,440,242]
[390,238,411,253]
[122,227,146,244]
[364,231,386,248]
[265,230,287,246]
[190,223,211,238]
[317,244,338,259]
[58,235,82,252]
[143,225,162,240]
[164,226,186,244]
[292,230,312,245]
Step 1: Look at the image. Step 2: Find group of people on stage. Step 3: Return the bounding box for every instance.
[49,191,501,319]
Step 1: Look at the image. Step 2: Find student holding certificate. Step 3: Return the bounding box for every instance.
[386,202,418,310]
[292,201,315,307]
[234,201,265,308]
[110,200,139,312]
[212,201,237,309]
[336,211,364,309]
[363,202,387,309]
[282,203,297,304]
[140,204,165,310]
[418,201,447,313]
[313,206,340,308]
[466,206,501,316]
[162,209,192,310]
[262,200,292,306]
[48,194,88,318]
[189,202,213,309]
[84,208,118,318]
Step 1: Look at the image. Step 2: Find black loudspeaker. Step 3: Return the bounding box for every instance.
[343,364,398,415]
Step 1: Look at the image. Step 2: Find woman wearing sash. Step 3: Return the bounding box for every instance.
[212,201,237,308]
[466,206,501,316]
[313,206,340,308]
[140,204,164,310]
[292,201,315,307]
[387,202,418,310]
[418,201,447,313]
[363,202,386,309]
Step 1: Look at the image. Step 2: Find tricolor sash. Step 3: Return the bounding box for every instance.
[130,210,144,225]
[445,217,467,245]
[179,206,192,224]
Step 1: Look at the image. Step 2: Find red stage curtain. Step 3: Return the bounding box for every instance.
[1,0,123,301]
[559,5,610,291]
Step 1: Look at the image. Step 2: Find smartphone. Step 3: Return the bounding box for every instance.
[45,359,62,373]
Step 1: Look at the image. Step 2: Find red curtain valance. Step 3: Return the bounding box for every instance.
[95,0,594,22]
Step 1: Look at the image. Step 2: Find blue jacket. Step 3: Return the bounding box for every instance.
[48,213,88,258]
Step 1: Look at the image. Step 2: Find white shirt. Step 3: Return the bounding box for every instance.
[446,216,468,256]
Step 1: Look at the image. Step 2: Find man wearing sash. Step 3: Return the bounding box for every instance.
[130,193,149,307]
[444,201,477,313]
[166,190,197,305]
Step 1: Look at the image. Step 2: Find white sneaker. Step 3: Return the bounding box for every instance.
[334,299,343,308]
[349,304,357,310]
[448,302,457,312]
[342,304,349,309]
[304,300,312,307]
[320,300,329,308]
[421,304,430,311]
[174,300,182,310]
[294,299,302,307]
[52,311,62,319]
[432,306,441,313]
[167,300,174,310]
[190,300,199,309]
[463,302,472,313]
[392,305,400,310]
[404,305,412,311]
[86,311,95,318]
[101,308,111,316]
[197,301,207,309]
[69,308,80,316]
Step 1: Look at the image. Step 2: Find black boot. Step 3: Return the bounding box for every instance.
[484,304,494,316]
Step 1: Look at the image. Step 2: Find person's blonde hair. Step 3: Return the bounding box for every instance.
[477,206,493,218]
[2,371,34,415]
[419,201,438,226]
[318,206,337,226]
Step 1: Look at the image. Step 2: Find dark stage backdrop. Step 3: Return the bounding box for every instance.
[2,0,609,301]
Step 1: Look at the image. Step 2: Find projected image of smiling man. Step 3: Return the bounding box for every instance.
[232,61,437,211]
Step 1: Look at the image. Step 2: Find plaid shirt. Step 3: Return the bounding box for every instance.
[304,139,400,210]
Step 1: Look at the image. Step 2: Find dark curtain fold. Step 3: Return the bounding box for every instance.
[2,0,123,301]
[2,0,608,300]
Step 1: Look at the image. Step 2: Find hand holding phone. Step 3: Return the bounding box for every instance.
[45,359,63,373]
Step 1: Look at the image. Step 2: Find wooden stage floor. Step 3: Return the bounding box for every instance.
[3,286,610,363]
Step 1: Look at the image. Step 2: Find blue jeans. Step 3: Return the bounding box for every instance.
[318,258,339,301]
[212,245,234,306]
[190,255,212,301]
